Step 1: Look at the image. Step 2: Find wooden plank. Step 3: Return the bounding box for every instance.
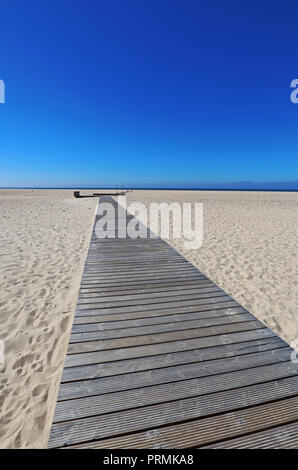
[203,421,298,449]
[60,337,285,390]
[75,294,234,315]
[85,254,182,261]
[82,270,206,284]
[68,320,264,348]
[73,305,248,325]
[83,261,194,269]
[59,346,290,400]
[78,279,215,295]
[71,313,254,336]
[74,301,241,322]
[84,261,192,271]
[53,361,298,423]
[83,262,192,273]
[80,276,207,288]
[48,376,298,447]
[85,259,184,266]
[75,289,225,310]
[64,396,298,448]
[66,328,276,358]
[80,272,205,284]
[81,267,199,280]
[76,286,221,304]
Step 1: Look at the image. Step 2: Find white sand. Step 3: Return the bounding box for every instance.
[0,190,97,448]
[0,189,297,448]
[123,190,298,346]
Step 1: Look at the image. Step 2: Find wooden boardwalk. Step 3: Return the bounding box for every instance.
[48,196,298,449]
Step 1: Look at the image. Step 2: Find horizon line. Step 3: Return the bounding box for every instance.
[1,186,298,192]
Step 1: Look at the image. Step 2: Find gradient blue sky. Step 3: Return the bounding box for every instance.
[0,0,298,188]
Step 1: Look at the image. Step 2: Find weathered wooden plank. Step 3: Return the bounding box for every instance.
[84,262,192,271]
[64,396,298,448]
[81,276,201,285]
[81,267,199,280]
[85,257,182,263]
[71,313,253,337]
[77,286,220,304]
[74,301,241,322]
[75,294,233,315]
[59,346,290,399]
[48,376,298,447]
[204,421,298,449]
[68,320,264,348]
[76,288,223,309]
[80,276,207,288]
[66,328,276,358]
[61,337,285,387]
[85,259,185,266]
[54,361,298,423]
[83,261,193,268]
[80,272,204,284]
[83,262,192,273]
[73,305,248,325]
[79,279,214,295]
[85,254,182,261]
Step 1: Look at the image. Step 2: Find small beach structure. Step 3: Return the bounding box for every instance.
[73,188,130,198]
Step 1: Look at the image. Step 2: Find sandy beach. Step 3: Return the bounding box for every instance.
[0,189,297,448]
[124,190,298,346]
[0,190,97,448]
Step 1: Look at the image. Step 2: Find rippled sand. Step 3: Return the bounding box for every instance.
[124,190,298,346]
[0,190,97,448]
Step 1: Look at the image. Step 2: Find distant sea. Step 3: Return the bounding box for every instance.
[1,186,298,192]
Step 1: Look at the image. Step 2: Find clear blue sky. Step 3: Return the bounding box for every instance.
[0,0,297,188]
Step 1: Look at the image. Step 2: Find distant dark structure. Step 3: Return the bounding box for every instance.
[73,188,132,198]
